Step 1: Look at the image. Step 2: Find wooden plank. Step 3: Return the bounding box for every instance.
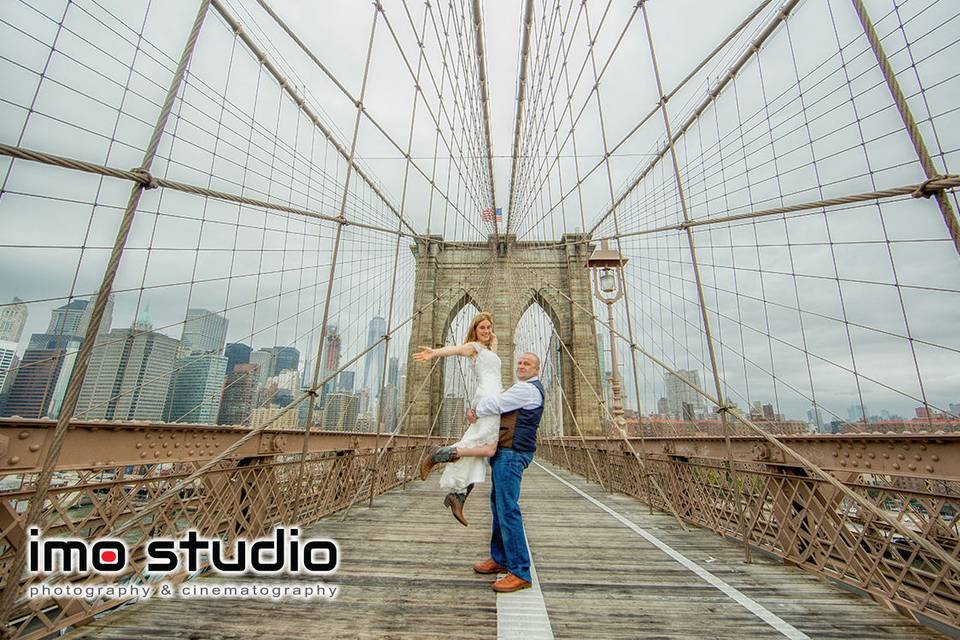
[62,462,946,639]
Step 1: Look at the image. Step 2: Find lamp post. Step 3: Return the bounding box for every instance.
[587,239,628,433]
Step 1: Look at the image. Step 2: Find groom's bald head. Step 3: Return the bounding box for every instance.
[516,352,540,380]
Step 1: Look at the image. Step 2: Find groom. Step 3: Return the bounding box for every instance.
[465,352,544,593]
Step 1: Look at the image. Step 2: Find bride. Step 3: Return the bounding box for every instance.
[413,312,501,526]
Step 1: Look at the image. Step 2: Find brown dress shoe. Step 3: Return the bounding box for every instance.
[491,572,531,593]
[472,558,503,574]
[443,492,468,526]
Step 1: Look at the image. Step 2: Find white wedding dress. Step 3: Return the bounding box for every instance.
[439,342,502,492]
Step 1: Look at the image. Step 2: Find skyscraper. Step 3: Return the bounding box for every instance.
[321,392,360,431]
[224,343,252,375]
[77,294,114,338]
[76,310,179,421]
[321,325,341,399]
[338,370,355,393]
[0,340,19,413]
[46,337,82,418]
[219,363,260,425]
[0,340,18,393]
[271,346,299,376]
[2,334,76,418]
[181,308,228,355]
[387,356,399,386]
[249,350,275,386]
[0,298,27,343]
[665,369,704,419]
[47,299,89,337]
[163,354,228,424]
[362,316,386,395]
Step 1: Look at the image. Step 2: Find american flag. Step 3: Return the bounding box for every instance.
[481,207,503,223]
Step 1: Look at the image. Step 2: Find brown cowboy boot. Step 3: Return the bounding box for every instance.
[443,491,468,527]
[419,445,458,481]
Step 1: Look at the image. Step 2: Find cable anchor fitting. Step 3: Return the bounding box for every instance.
[131,168,159,190]
[912,175,949,199]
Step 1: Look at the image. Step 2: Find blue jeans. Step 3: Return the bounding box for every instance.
[489,447,534,582]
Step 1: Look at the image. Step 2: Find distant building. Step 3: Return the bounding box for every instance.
[381,383,398,432]
[2,334,76,418]
[0,340,20,414]
[218,363,260,426]
[224,343,252,375]
[46,337,82,418]
[249,350,275,386]
[271,346,299,377]
[338,370,356,393]
[847,404,869,422]
[163,354,228,424]
[665,369,704,419]
[0,297,28,343]
[656,396,669,416]
[249,406,299,429]
[362,316,386,394]
[47,299,89,337]
[75,310,179,421]
[0,340,18,394]
[321,325,341,400]
[387,356,399,386]
[807,406,823,430]
[321,392,359,431]
[77,295,114,338]
[180,308,228,355]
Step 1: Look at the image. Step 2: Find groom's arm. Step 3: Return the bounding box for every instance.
[473,382,541,417]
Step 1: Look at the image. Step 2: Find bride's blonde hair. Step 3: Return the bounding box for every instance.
[465,312,494,348]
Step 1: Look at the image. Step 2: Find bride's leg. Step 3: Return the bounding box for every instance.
[454,442,497,458]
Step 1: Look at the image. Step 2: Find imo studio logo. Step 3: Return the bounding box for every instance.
[28,527,127,575]
[27,526,339,577]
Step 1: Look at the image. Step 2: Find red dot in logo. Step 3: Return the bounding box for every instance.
[100,550,118,564]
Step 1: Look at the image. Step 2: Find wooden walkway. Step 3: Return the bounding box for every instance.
[65,461,944,639]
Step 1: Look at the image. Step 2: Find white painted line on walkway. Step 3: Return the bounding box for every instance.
[496,531,554,640]
[535,461,810,640]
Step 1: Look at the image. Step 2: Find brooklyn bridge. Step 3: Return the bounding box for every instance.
[0,0,958,637]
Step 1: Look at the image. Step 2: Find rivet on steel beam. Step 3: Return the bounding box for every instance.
[136,443,142,449]
[9,456,20,464]
[141,453,147,458]
[145,434,151,439]
[926,465,934,473]
[154,452,160,458]
[29,444,40,452]
[897,453,905,460]
[931,455,940,462]
[17,431,29,440]
[865,462,871,469]
[893,463,900,470]
[832,451,838,457]
[883,453,889,459]
[840,460,847,466]
[908,464,916,471]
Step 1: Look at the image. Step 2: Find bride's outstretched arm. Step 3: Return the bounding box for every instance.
[412,343,476,362]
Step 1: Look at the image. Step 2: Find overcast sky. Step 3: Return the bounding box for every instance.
[0,0,957,422]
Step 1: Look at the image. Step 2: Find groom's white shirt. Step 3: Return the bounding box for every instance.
[474,376,542,417]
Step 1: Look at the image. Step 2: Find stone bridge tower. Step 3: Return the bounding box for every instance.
[405,234,603,436]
